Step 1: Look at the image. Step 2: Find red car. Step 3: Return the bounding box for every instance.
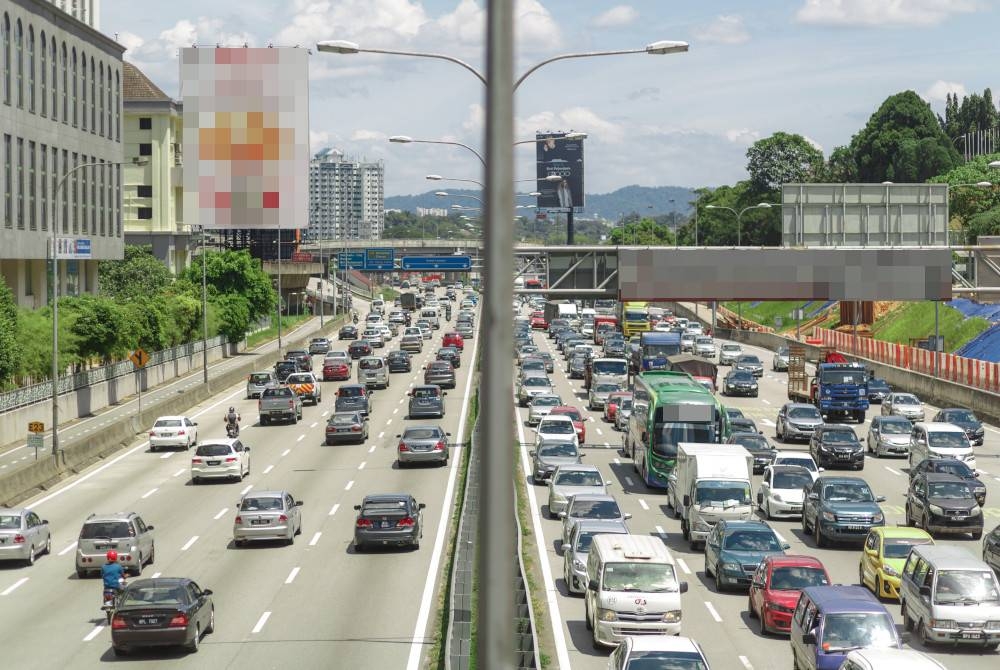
[323,359,351,381]
[549,406,586,443]
[748,555,830,635]
[603,391,633,423]
[442,331,465,351]
[530,314,548,330]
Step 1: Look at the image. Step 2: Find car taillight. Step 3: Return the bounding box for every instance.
[288,400,295,408]
[225,457,237,463]
[168,613,188,628]
[351,425,361,432]
[278,515,288,523]
[13,534,25,544]
[177,430,186,436]
[235,516,242,524]
[148,431,155,437]
[398,442,409,452]
[111,616,128,630]
[356,518,373,528]
[396,517,415,527]
[434,441,446,451]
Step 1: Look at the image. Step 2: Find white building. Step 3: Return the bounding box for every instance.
[308,148,384,241]
[47,0,99,29]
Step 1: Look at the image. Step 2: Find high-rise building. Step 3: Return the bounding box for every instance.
[0,0,124,308]
[121,61,190,273]
[308,148,384,241]
[46,0,99,29]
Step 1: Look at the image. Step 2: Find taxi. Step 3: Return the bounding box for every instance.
[858,526,934,600]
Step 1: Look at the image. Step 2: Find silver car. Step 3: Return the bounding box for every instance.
[530,439,583,484]
[400,334,423,353]
[233,490,304,546]
[76,512,155,577]
[680,332,696,352]
[547,465,610,519]
[588,380,622,411]
[772,346,790,371]
[694,336,716,358]
[719,343,744,365]
[867,415,913,457]
[734,354,764,377]
[527,394,563,426]
[246,371,277,399]
[561,518,629,595]
[776,403,825,443]
[396,425,451,467]
[0,508,51,566]
[517,375,554,407]
[881,392,925,421]
[614,398,633,432]
[560,493,631,546]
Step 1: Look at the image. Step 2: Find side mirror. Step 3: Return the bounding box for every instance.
[801,633,817,645]
[876,496,886,503]
[295,501,304,507]
[192,422,198,426]
[817,467,825,472]
[558,512,567,519]
[587,579,599,592]
[419,503,427,510]
[781,542,791,550]
[146,525,155,531]
[751,579,765,588]
[679,581,689,594]
[529,451,536,457]
[42,520,49,525]
[561,543,571,553]
[396,434,402,438]
[808,493,819,501]
[353,505,362,511]
[901,632,912,644]
[244,447,251,452]
[624,513,633,520]
[442,392,448,396]
[202,589,213,596]
[975,472,980,478]
[605,480,613,486]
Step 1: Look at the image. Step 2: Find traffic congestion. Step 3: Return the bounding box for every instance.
[512,295,1000,670]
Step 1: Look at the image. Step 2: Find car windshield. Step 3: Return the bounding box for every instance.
[362,501,408,515]
[774,457,817,472]
[776,347,788,356]
[523,377,549,387]
[928,481,973,499]
[729,372,754,382]
[724,530,782,551]
[403,428,443,440]
[122,586,187,607]
[931,461,975,478]
[738,356,761,365]
[592,361,627,376]
[942,409,976,422]
[540,421,575,435]
[554,471,603,487]
[286,374,311,383]
[869,379,889,390]
[695,481,752,506]
[821,613,898,652]
[879,419,911,434]
[773,471,813,489]
[413,388,440,399]
[823,430,858,444]
[934,570,1000,604]
[532,396,561,408]
[240,497,283,511]
[575,530,624,554]
[594,383,620,393]
[154,419,182,428]
[330,414,359,425]
[928,432,969,449]
[196,444,233,457]
[654,423,719,458]
[819,370,867,385]
[0,515,22,529]
[339,387,363,398]
[769,566,829,590]
[602,563,678,593]
[249,374,272,383]
[359,359,382,370]
[619,399,633,410]
[822,483,874,502]
[722,345,741,352]
[696,337,712,344]
[883,537,933,559]
[539,443,578,458]
[894,394,918,405]
[733,435,769,450]
[80,521,131,539]
[788,406,821,420]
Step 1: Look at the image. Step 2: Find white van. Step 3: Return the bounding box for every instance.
[908,422,976,470]
[585,534,689,648]
[420,307,441,330]
[358,356,389,389]
[371,298,385,314]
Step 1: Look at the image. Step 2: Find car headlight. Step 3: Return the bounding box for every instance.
[872,513,884,524]
[694,519,711,531]
[821,511,836,522]
[929,505,945,515]
[766,602,795,614]
[662,610,682,623]
[722,562,742,573]
[985,621,1000,631]
[931,619,957,630]
[573,559,585,571]
[598,608,618,622]
[969,506,982,516]
[881,564,899,577]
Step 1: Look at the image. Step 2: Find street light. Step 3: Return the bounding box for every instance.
[183,223,212,387]
[389,135,486,167]
[436,191,485,206]
[704,203,773,247]
[427,174,485,188]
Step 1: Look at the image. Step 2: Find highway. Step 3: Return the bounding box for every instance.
[513,304,1000,670]
[0,289,477,669]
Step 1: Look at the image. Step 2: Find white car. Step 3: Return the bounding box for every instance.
[694,336,716,358]
[535,415,580,445]
[362,328,385,348]
[375,324,393,341]
[680,333,696,352]
[527,394,563,426]
[191,439,251,484]
[148,415,199,451]
[770,452,823,480]
[757,465,814,519]
[719,342,744,365]
[607,635,711,670]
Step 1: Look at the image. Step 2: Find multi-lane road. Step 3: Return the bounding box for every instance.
[0,291,478,669]
[514,306,1000,670]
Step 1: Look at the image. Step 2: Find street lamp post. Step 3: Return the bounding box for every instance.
[198,226,209,385]
[426,174,485,188]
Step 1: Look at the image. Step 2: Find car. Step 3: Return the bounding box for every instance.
[535,414,580,445]
[518,375,555,407]
[772,346,790,371]
[881,392,925,422]
[613,397,633,432]
[704,519,789,591]
[694,336,716,358]
[285,372,322,405]
[148,416,199,451]
[386,350,412,373]
[723,369,759,397]
[567,354,588,379]
[530,315,548,330]
[776,402,824,443]
[456,321,475,339]
[423,361,457,388]
[415,321,433,339]
[748,555,831,635]
[536,351,555,373]
[730,417,760,435]
[325,411,369,445]
[734,354,764,377]
[285,349,312,372]
[719,342,744,365]
[334,384,371,417]
[603,391,632,423]
[361,328,385,349]
[246,371,278,398]
[353,494,425,551]
[408,384,446,419]
[437,346,461,369]
[904,472,984,539]
[680,332,696,352]
[866,377,891,403]
[865,415,911,458]
[561,518,628,596]
[560,493,631,546]
[728,432,777,473]
[348,340,373,359]
[985,523,1000,574]
[801,476,886,547]
[810,424,864,470]
[0,508,51,566]
[549,406,587,443]
[771,452,822,481]
[308,337,331,355]
[442,331,465,351]
[758,465,814,519]
[725,406,745,421]
[109,578,214,656]
[933,407,985,446]
[76,512,155,577]
[588,380,623,411]
[835,649,949,670]
[400,333,424,353]
[322,355,353,381]
[520,356,548,377]
[909,457,986,506]
[546,465,610,518]
[516,345,541,364]
[233,490,304,546]
[607,636,711,670]
[190,439,250,484]
[258,385,303,424]
[397,425,451,467]
[274,359,299,382]
[858,526,934,600]
[338,324,359,340]
[530,439,583,484]
[527,394,563,426]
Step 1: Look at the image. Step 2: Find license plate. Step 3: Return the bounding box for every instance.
[837,454,852,460]
[961,632,982,640]
[208,460,220,466]
[380,521,392,528]
[337,428,350,433]
[845,525,866,532]
[161,432,173,437]
[951,516,968,521]
[136,617,161,626]
[251,519,268,525]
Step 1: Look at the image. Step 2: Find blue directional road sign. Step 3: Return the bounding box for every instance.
[336,251,366,271]
[364,248,395,271]
[400,255,472,271]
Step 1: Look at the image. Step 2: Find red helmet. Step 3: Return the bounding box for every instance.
[106,550,118,562]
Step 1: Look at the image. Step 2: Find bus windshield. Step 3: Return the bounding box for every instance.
[653,422,718,458]
[592,361,627,376]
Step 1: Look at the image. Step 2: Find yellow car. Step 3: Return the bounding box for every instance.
[859,526,933,600]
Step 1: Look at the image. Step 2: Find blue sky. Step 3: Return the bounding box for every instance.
[102,0,999,197]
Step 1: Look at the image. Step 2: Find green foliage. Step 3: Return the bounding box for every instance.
[181,250,275,322]
[0,276,20,383]
[98,245,174,301]
[383,210,479,240]
[215,294,252,344]
[928,153,1000,243]
[872,302,990,352]
[746,132,825,192]
[823,146,858,182]
[607,217,676,245]
[679,182,781,246]
[940,88,999,138]
[62,294,131,363]
[964,209,1000,244]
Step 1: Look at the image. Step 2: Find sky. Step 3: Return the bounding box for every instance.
[102,0,1000,197]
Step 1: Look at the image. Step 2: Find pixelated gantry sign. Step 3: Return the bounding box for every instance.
[181,47,309,229]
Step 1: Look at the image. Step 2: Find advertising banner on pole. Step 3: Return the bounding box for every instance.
[535,131,584,214]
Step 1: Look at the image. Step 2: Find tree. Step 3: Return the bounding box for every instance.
[0,276,20,385]
[929,153,1000,243]
[851,91,961,182]
[745,132,825,192]
[98,245,174,301]
[180,250,275,323]
[215,294,252,344]
[823,145,858,182]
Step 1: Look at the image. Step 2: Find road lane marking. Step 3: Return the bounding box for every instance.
[345,480,354,491]
[368,445,376,453]
[296,434,305,443]
[677,558,692,575]
[151,572,161,579]
[762,399,771,405]
[141,487,158,499]
[358,461,366,470]
[159,452,174,459]
[329,504,340,516]
[704,601,723,622]
[884,466,902,476]
[386,419,393,425]
[399,398,404,404]
[638,499,650,511]
[58,541,77,556]
[739,655,755,670]
[214,508,229,520]
[596,428,604,436]
[285,567,300,584]
[310,422,318,428]
[263,465,274,474]
[394,407,399,414]
[625,476,635,487]
[322,411,329,417]
[613,457,621,464]
[760,419,776,427]
[978,469,989,476]
[1,578,28,596]
[180,536,199,551]
[378,431,385,439]
[251,611,271,634]
[655,525,667,537]
[309,532,322,546]
[173,468,186,477]
[281,448,291,457]
[83,625,104,641]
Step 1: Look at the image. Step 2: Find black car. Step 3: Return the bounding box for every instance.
[285,350,312,372]
[334,384,370,417]
[909,457,986,506]
[348,340,373,359]
[866,378,891,403]
[984,524,1000,574]
[386,350,412,373]
[809,424,864,470]
[933,407,985,446]
[339,324,359,340]
[353,494,425,551]
[730,417,758,434]
[567,354,588,379]
[905,472,983,539]
[437,346,461,369]
[110,578,214,656]
[726,432,776,473]
[725,407,745,421]
[722,370,759,397]
[274,360,299,382]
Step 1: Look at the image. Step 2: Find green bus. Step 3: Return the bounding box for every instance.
[624,371,731,489]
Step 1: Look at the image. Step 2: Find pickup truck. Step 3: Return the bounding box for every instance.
[258,385,303,425]
[285,372,322,405]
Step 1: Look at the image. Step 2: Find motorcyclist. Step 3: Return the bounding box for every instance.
[224,406,241,436]
[352,310,359,324]
[102,550,125,593]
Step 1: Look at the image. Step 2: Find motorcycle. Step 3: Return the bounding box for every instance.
[226,421,240,438]
[102,578,125,624]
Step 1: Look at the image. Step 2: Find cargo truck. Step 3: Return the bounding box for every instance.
[787,344,869,422]
[543,301,578,324]
[668,442,754,550]
[618,301,651,338]
[632,331,683,372]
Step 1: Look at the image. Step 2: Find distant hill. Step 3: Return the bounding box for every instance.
[385,184,696,219]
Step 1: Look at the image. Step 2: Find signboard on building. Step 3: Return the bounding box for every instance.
[181,47,309,230]
[535,132,584,213]
[53,237,92,259]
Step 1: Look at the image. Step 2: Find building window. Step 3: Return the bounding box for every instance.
[98,63,103,136]
[90,159,96,235]
[80,53,86,130]
[3,134,10,228]
[52,146,58,231]
[14,19,22,108]
[28,140,35,230]
[60,43,66,122]
[114,70,119,141]
[115,164,120,236]
[139,116,152,130]
[89,56,95,132]
[39,142,46,231]
[61,149,67,232]
[23,262,32,296]
[50,38,56,120]
[70,48,76,126]
[16,137,23,229]
[137,206,152,220]
[39,31,45,116]
[2,14,9,105]
[139,143,152,156]
[27,26,33,112]
[98,162,105,235]
[137,184,152,197]
[71,151,77,234]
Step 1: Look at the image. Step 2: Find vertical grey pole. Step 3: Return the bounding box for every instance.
[50,194,60,459]
[737,303,742,332]
[711,300,717,335]
[277,224,283,351]
[796,309,802,342]
[934,301,940,377]
[201,227,209,384]
[853,300,859,356]
[479,2,515,668]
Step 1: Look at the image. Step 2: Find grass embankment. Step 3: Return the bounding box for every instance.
[245,314,315,349]
[515,455,555,669]
[722,301,821,330]
[871,302,990,352]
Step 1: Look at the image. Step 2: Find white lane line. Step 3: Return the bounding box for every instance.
[774,530,789,546]
[329,504,340,516]
[310,422,318,428]
[240,484,253,495]
[613,457,621,464]
[655,525,667,537]
[638,499,650,511]
[214,508,229,520]
[393,407,400,414]
[1,577,28,596]
[281,448,291,457]
[151,572,161,579]
[399,398,405,404]
[322,411,329,417]
[677,558,692,575]
[251,611,272,634]
[994,477,1000,484]
[309,531,322,546]
[760,419,776,427]
[625,476,635,487]
[739,655,755,670]
[296,435,305,443]
[141,487,158,499]
[977,469,989,476]
[58,541,78,556]
[358,461,367,470]
[345,480,354,491]
[159,452,173,459]
[704,601,723,623]
[884,466,902,477]
[386,419,393,425]
[263,465,274,474]
[378,431,385,439]
[180,536,199,551]
[173,468,186,477]
[285,567,300,584]
[368,445,376,453]
[83,625,103,641]
[762,398,771,405]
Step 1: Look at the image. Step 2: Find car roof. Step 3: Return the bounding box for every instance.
[800,585,885,612]
[870,526,932,541]
[403,425,444,433]
[198,438,241,446]
[572,519,629,533]
[0,508,29,515]
[818,423,854,430]
[763,554,826,569]
[815,475,868,485]
[841,649,946,670]
[84,512,136,522]
[553,464,600,473]
[626,635,702,654]
[154,415,189,421]
[540,414,575,423]
[914,421,965,432]
[718,519,772,532]
[128,577,192,588]
[568,493,616,503]
[243,490,287,498]
[922,473,968,484]
[767,465,812,476]
[339,384,364,390]
[785,402,818,410]
[902,544,989,569]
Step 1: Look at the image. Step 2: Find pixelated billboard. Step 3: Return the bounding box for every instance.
[536,132,584,213]
[181,47,309,229]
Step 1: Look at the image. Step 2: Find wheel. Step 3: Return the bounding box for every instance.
[858,563,865,587]
[412,536,420,550]
[747,598,757,618]
[107,609,114,625]
[902,603,913,631]
[705,559,713,578]
[919,620,933,648]
[757,609,768,636]
[192,476,201,485]
[776,423,784,442]
[814,519,826,548]
[26,545,35,566]
[77,569,87,579]
[876,575,885,598]
[904,504,914,527]
[261,416,270,426]
[763,499,772,520]
[921,513,930,531]
[205,607,215,634]
[112,646,128,657]
[286,530,294,546]
[973,530,983,541]
[715,568,724,592]
[585,600,593,630]
[43,535,51,555]
[186,624,201,653]
[855,462,864,471]
[681,519,689,541]
[148,544,155,566]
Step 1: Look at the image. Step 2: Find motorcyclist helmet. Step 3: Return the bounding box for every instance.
[106,550,118,562]
[229,406,236,413]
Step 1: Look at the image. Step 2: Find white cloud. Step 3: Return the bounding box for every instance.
[694,15,750,44]
[795,0,980,27]
[274,0,426,49]
[350,129,388,142]
[802,134,824,152]
[514,0,563,51]
[591,5,638,28]
[309,130,332,152]
[462,104,485,133]
[923,79,967,103]
[115,30,145,54]
[517,107,625,144]
[725,128,762,145]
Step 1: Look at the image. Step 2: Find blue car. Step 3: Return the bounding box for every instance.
[704,519,789,591]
